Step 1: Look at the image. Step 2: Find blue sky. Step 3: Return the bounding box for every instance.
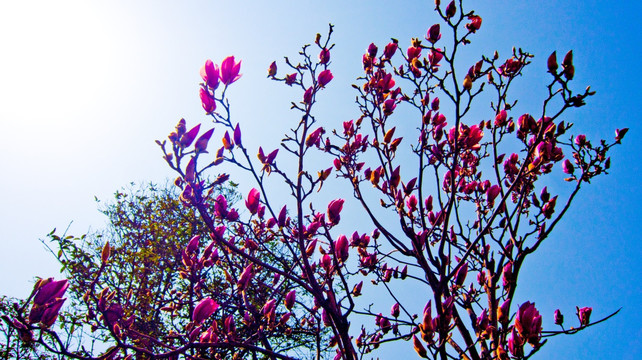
[0,1,640,358]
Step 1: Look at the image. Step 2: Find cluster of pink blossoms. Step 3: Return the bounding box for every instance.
[199,56,242,113]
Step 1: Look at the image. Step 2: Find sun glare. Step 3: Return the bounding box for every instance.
[0,1,117,134]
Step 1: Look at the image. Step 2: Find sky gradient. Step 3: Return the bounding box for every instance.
[1,1,640,358]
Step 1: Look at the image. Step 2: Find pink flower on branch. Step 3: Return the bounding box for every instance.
[284,290,296,310]
[383,42,398,60]
[192,297,218,324]
[194,128,214,154]
[577,306,592,326]
[285,73,297,86]
[426,24,441,43]
[237,265,254,290]
[515,302,542,346]
[268,61,277,77]
[40,298,66,328]
[318,69,333,87]
[407,46,422,61]
[465,15,482,33]
[554,309,564,325]
[303,87,314,104]
[200,59,220,90]
[245,188,260,215]
[327,199,345,225]
[335,234,349,263]
[33,279,68,306]
[319,48,331,64]
[220,56,242,85]
[199,87,216,114]
[180,124,201,148]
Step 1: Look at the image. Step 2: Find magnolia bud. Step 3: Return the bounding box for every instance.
[547,51,558,73]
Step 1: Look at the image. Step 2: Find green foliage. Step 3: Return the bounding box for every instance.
[24,182,318,359]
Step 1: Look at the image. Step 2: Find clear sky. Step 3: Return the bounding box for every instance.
[0,1,640,359]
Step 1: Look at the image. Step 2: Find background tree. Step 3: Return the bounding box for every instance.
[3,182,321,359]
[1,1,627,359]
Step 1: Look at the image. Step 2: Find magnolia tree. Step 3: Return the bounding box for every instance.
[2,1,627,359]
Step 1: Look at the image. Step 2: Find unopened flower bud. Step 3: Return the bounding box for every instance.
[554,309,564,325]
[547,51,558,73]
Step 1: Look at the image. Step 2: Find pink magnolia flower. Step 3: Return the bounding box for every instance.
[327,199,345,225]
[200,326,218,343]
[429,49,444,67]
[382,99,397,116]
[186,235,200,254]
[548,51,558,73]
[224,314,236,334]
[303,87,314,104]
[515,301,542,346]
[233,123,242,146]
[318,69,333,87]
[486,185,501,207]
[285,73,297,86]
[562,159,575,174]
[383,42,398,59]
[454,263,468,286]
[554,309,564,325]
[261,299,276,319]
[615,128,629,143]
[577,306,592,326]
[502,261,513,288]
[34,279,69,306]
[268,61,277,77]
[222,131,234,150]
[200,59,220,90]
[419,301,434,343]
[406,194,418,213]
[184,157,196,183]
[335,234,349,263]
[413,335,428,358]
[445,1,457,18]
[542,196,557,219]
[305,127,324,148]
[192,297,219,324]
[273,205,286,228]
[285,290,296,310]
[426,24,441,43]
[319,48,330,64]
[476,309,489,332]
[367,43,378,58]
[257,147,279,172]
[40,298,66,327]
[391,303,400,318]
[498,58,523,77]
[220,56,242,85]
[237,264,254,290]
[407,46,422,60]
[431,97,440,111]
[508,327,524,357]
[494,109,508,127]
[379,316,391,333]
[320,253,333,272]
[497,299,511,324]
[180,124,201,148]
[465,15,482,33]
[199,87,216,114]
[362,53,374,72]
[245,188,260,214]
[194,128,214,154]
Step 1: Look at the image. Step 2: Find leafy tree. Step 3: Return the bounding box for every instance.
[2,1,626,359]
[3,183,319,359]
